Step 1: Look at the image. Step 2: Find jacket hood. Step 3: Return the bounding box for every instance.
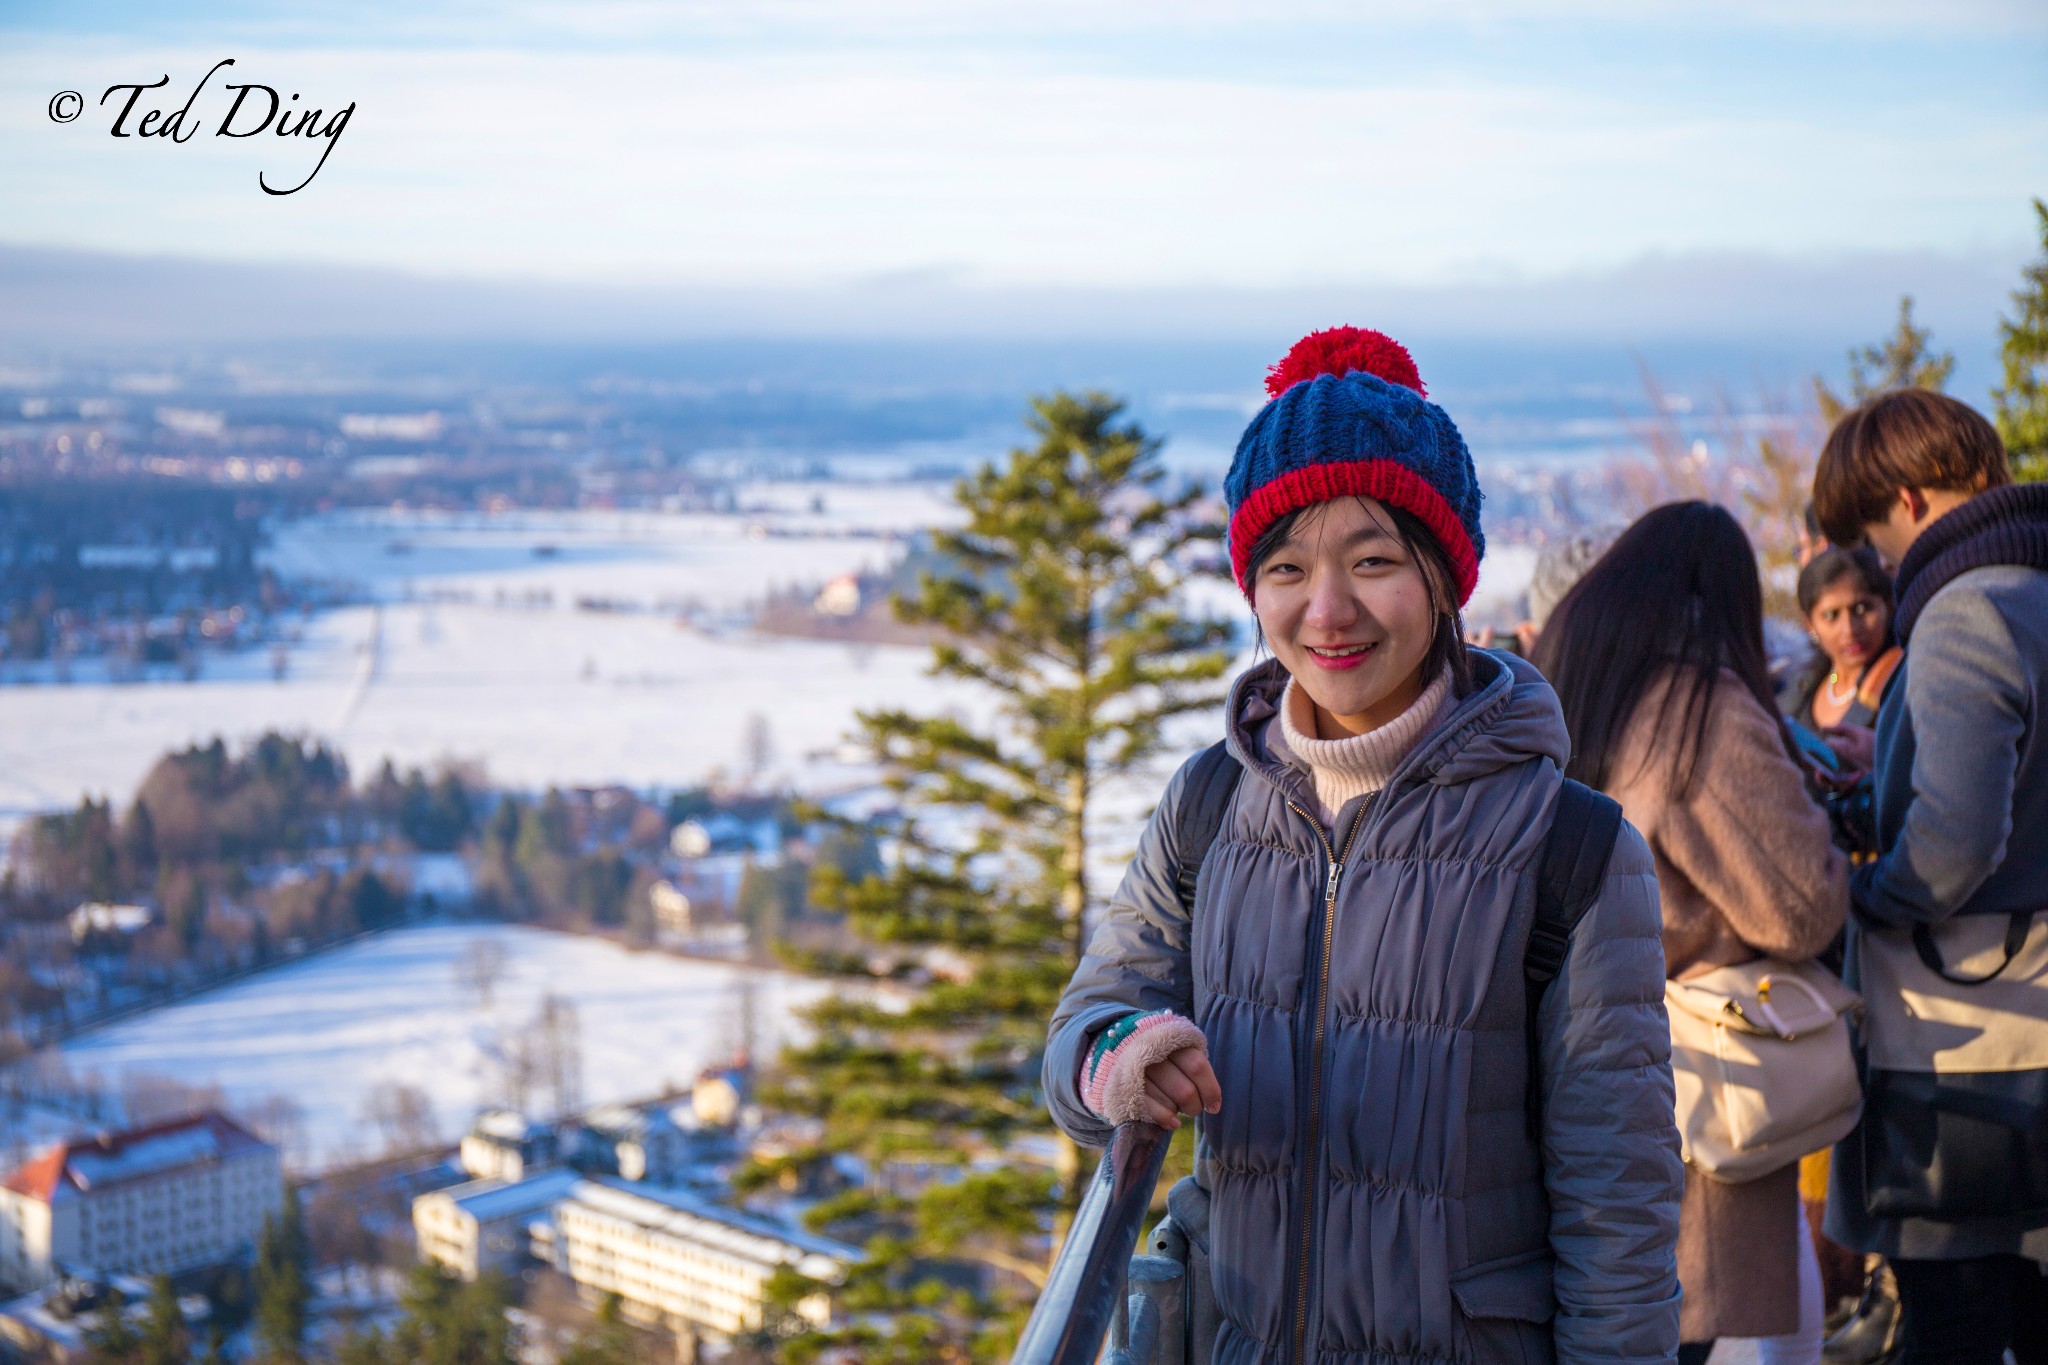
[1223,647,1570,798]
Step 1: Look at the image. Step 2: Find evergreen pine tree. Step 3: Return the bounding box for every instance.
[1815,294,1957,423]
[759,391,1234,1360]
[84,1285,140,1365]
[331,1324,391,1365]
[1995,198,2048,481]
[391,1262,518,1365]
[557,1291,640,1365]
[252,1193,311,1362]
[140,1274,189,1365]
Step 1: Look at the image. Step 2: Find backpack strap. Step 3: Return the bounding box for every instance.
[1174,741,1244,918]
[1524,777,1625,1137]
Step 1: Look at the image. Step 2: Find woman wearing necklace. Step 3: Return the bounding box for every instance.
[1791,546,1900,734]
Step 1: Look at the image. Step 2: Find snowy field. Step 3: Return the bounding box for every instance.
[53,922,835,1171]
[0,478,1539,831]
[0,483,982,825]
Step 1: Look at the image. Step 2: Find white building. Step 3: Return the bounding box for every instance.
[575,1106,685,1186]
[0,1113,281,1293]
[649,881,693,938]
[536,1177,857,1338]
[67,903,152,945]
[412,1169,583,1281]
[459,1111,560,1184]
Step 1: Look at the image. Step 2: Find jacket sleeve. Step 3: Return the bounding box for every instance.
[1539,818,1684,1365]
[1651,680,1848,959]
[1852,583,2028,929]
[1043,754,1200,1150]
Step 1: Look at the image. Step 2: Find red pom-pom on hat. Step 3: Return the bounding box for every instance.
[1264,326,1425,400]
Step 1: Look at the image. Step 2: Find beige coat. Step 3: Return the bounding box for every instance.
[1605,669,1848,1340]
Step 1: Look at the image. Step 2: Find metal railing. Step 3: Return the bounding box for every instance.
[1009,1121,1182,1365]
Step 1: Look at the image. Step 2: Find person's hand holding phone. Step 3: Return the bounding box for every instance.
[1822,723,1876,780]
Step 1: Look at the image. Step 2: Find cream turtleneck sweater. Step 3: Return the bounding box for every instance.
[1271,666,1453,820]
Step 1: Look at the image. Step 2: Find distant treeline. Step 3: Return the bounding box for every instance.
[0,728,882,1049]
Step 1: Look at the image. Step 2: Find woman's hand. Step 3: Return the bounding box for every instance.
[1822,722,1876,777]
[1140,1046,1222,1130]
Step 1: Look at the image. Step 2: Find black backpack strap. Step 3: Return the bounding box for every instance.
[1174,741,1244,918]
[1524,777,1625,1137]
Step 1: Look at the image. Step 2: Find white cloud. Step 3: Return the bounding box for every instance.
[1,26,2039,288]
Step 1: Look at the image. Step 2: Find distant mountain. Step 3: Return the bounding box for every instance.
[0,242,2019,355]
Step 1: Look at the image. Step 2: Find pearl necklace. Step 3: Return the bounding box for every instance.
[1824,667,1859,707]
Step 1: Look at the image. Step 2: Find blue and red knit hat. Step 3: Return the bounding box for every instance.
[1224,327,1483,604]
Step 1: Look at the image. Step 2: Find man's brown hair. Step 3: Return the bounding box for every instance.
[1813,389,2010,545]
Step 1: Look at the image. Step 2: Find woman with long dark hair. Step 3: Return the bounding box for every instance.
[1535,501,1848,1365]
[1046,328,1684,1361]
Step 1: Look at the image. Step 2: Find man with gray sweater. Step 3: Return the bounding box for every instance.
[1812,389,2048,1363]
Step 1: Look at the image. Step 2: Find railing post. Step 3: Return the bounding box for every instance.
[1007,1122,1174,1365]
[1125,1254,1184,1365]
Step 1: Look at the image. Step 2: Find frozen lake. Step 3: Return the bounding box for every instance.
[51,921,837,1171]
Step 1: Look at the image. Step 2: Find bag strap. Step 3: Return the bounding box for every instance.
[1857,646,1904,711]
[1524,777,1626,1136]
[1912,909,2036,986]
[1174,741,1244,918]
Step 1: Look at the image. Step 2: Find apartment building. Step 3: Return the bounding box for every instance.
[414,1172,856,1339]
[458,1112,560,1184]
[0,1113,282,1292]
[412,1169,583,1281]
[537,1177,855,1336]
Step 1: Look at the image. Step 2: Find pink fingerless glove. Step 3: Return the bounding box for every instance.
[1080,1010,1208,1125]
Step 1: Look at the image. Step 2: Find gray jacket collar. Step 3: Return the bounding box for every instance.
[1222,648,1571,813]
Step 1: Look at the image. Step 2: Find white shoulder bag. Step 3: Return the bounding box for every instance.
[1665,959,1863,1183]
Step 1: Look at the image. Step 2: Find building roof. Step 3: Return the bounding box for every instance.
[1,1113,272,1205]
[429,1169,584,1223]
[561,1176,860,1274]
[580,1104,679,1143]
[470,1110,550,1144]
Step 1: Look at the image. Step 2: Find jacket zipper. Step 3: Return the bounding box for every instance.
[1285,797,1369,1365]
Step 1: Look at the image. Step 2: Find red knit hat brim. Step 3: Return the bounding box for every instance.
[1228,460,1481,606]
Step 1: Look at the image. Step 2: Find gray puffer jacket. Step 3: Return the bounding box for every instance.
[1046,651,1682,1365]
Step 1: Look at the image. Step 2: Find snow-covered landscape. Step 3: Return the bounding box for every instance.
[0,481,981,826]
[0,477,1537,830]
[55,921,833,1172]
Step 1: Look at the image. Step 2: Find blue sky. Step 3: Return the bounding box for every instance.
[2,1,2043,291]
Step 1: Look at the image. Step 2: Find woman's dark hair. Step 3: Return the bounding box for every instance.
[1795,544,1893,621]
[1245,496,1475,697]
[1532,501,1791,798]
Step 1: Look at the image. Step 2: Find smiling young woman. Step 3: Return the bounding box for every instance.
[1044,326,1684,1364]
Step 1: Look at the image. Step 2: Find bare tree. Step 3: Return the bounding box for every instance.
[482,1025,539,1116]
[1611,365,1818,618]
[722,974,760,1069]
[119,1070,229,1127]
[305,1167,385,1295]
[360,1080,441,1156]
[741,712,774,785]
[533,993,584,1119]
[242,1092,310,1170]
[455,936,508,1009]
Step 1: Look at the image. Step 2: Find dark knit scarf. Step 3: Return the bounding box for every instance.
[1893,483,2048,645]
